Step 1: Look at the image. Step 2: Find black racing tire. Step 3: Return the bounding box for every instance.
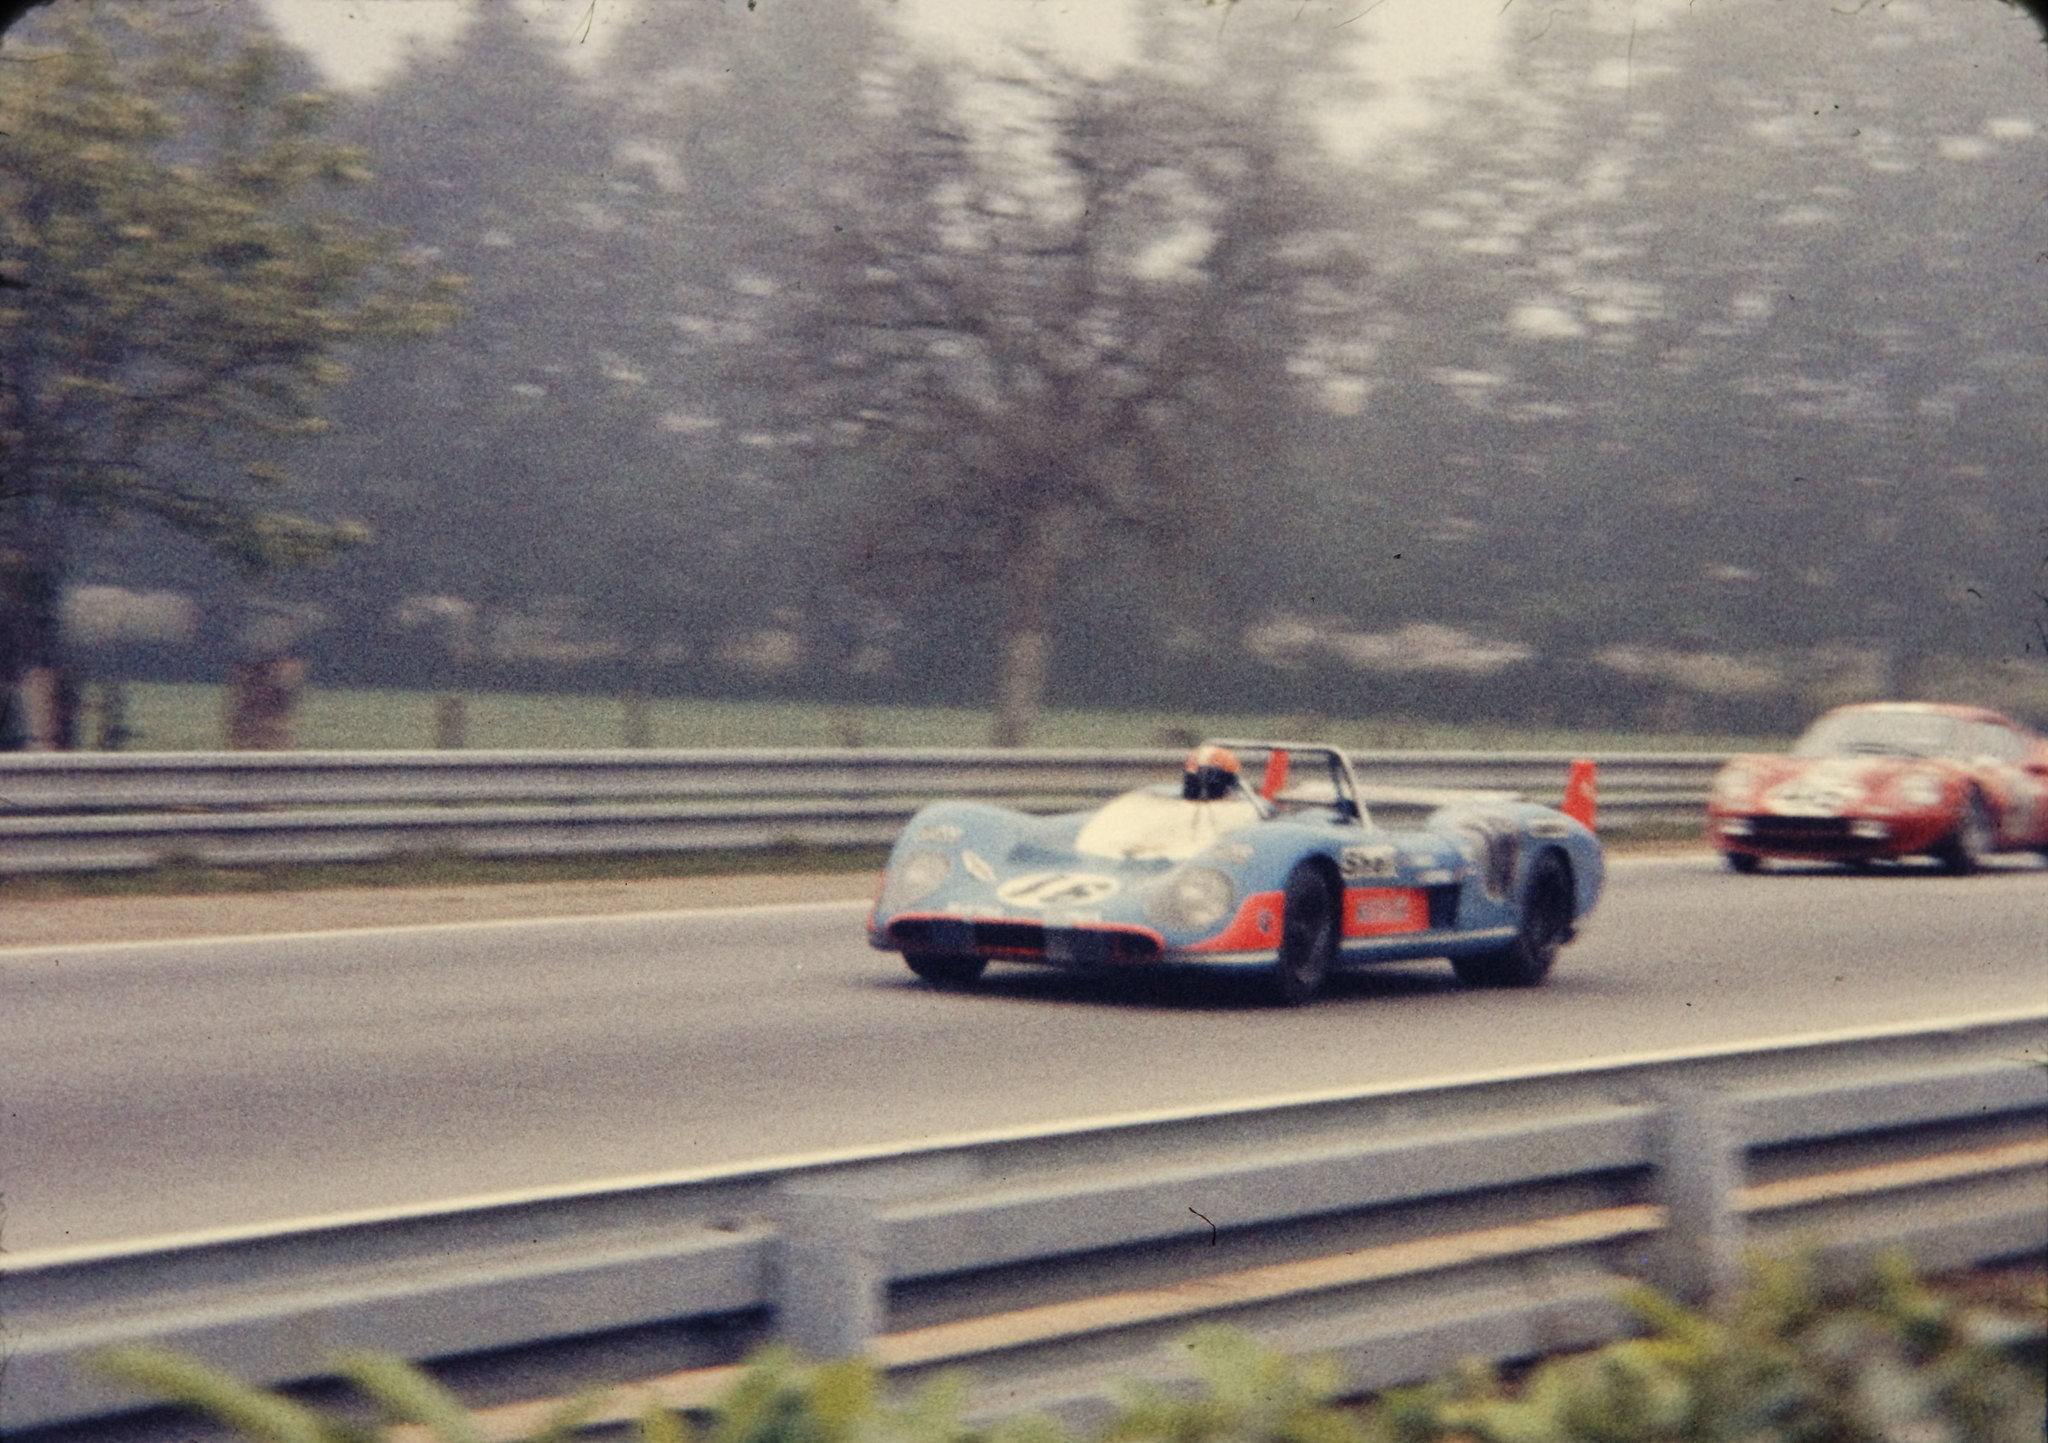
[1453,851,1572,989]
[1935,792,1995,876]
[1269,863,1338,1006]
[903,952,987,988]
[1724,850,1761,875]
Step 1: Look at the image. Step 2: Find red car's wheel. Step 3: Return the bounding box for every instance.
[1935,791,1996,875]
[1724,850,1761,874]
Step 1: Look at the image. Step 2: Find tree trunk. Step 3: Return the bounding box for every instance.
[434,694,469,749]
[95,679,133,751]
[1877,641,1927,702]
[0,551,70,749]
[991,629,1050,748]
[13,665,73,750]
[224,657,307,750]
[989,515,1060,749]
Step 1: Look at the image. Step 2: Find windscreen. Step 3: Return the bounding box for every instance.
[1224,744,1355,815]
[1791,710,1960,759]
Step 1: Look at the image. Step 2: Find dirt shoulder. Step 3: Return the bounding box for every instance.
[0,872,884,949]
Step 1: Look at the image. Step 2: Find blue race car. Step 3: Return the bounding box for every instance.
[868,740,1603,1005]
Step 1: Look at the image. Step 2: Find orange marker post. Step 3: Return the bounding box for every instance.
[1562,759,1598,830]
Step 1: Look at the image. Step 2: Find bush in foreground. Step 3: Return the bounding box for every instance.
[93,1253,2044,1443]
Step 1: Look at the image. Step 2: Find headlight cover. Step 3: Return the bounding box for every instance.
[1146,866,1236,933]
[883,848,952,911]
[1712,764,1758,805]
[1891,769,1947,809]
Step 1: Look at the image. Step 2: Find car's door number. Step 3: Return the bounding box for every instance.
[995,871,1122,907]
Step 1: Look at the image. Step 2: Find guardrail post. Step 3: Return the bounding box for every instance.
[771,1179,886,1359]
[1649,1086,1743,1313]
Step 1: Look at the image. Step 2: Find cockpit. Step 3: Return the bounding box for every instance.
[1071,742,1364,862]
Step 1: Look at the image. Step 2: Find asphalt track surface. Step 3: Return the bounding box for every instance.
[1,854,2042,1255]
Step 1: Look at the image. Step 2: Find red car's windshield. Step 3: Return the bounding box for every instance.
[1791,711,1959,760]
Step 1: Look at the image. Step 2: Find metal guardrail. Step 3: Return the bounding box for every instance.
[5,1010,2041,1436]
[0,749,1724,872]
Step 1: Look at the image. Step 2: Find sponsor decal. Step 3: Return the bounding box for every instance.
[1528,818,1572,838]
[1340,843,1399,879]
[961,849,997,883]
[995,871,1123,908]
[919,823,964,842]
[1416,868,1454,885]
[1344,887,1428,936]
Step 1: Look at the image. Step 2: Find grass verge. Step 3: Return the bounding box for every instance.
[99,682,1780,754]
[0,844,895,903]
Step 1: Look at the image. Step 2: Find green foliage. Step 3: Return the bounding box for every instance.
[1102,1328,1364,1443]
[0,1,458,667]
[92,1344,350,1443]
[682,1347,1059,1443]
[1367,1253,2047,1443]
[93,1345,609,1443]
[88,1257,2044,1443]
[702,1348,884,1443]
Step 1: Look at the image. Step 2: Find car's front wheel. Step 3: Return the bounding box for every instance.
[1724,850,1761,874]
[1453,852,1571,988]
[1269,863,1338,1006]
[903,952,987,988]
[1935,792,1996,875]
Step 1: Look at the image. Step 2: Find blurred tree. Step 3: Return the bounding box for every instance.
[0,3,458,742]
[759,12,1369,744]
[1,1,52,38]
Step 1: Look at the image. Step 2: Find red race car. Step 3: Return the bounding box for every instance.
[1707,702,2048,874]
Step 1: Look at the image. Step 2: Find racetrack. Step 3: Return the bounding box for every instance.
[1,853,2041,1255]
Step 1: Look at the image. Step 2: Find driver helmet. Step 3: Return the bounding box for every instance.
[1182,744,1242,802]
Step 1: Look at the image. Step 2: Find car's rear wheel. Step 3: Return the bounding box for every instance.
[1724,850,1761,874]
[1935,792,1995,875]
[903,952,987,988]
[1453,852,1571,989]
[1269,863,1337,1006]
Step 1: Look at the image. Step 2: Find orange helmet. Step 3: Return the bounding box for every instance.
[1182,744,1241,802]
